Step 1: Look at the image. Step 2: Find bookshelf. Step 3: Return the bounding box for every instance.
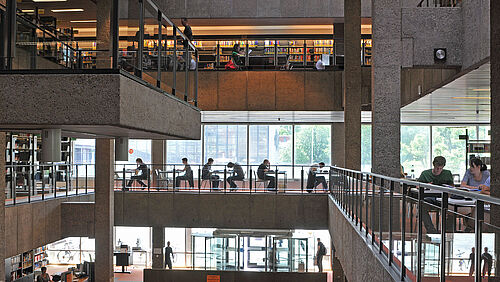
[6,251,35,282]
[460,129,491,170]
[34,246,49,271]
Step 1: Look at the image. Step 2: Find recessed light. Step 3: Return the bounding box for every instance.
[471,88,490,91]
[33,0,67,2]
[451,97,491,99]
[51,8,84,12]
[70,20,97,23]
[21,9,35,13]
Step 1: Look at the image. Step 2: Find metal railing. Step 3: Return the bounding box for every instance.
[5,163,95,206]
[329,166,500,282]
[113,163,332,195]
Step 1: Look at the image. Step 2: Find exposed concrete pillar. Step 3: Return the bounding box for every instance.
[152,226,165,269]
[95,138,114,282]
[371,0,401,177]
[185,228,192,267]
[490,0,500,274]
[332,123,345,167]
[152,140,166,186]
[96,0,112,68]
[0,132,6,280]
[343,0,361,171]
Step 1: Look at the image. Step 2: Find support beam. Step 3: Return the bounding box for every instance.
[343,0,362,170]
[371,0,402,177]
[95,138,114,282]
[152,226,165,269]
[96,0,112,68]
[490,0,500,275]
[0,132,6,280]
[152,140,166,187]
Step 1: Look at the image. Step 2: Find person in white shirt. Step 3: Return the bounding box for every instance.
[315,59,325,70]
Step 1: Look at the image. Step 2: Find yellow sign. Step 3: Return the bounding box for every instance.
[207,275,220,282]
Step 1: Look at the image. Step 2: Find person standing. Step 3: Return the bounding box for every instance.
[481,247,492,278]
[164,241,174,270]
[257,159,276,191]
[468,247,475,276]
[202,158,219,189]
[181,18,193,47]
[316,238,326,272]
[176,158,194,188]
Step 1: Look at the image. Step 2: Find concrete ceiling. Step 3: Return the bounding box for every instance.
[401,63,490,124]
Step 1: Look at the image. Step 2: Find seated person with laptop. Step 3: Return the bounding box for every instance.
[127,158,148,189]
[417,156,454,234]
[202,158,220,189]
[226,162,244,190]
[257,159,276,191]
[461,158,490,191]
[306,162,328,192]
[176,158,194,188]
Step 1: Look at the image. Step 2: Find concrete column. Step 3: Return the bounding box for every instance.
[0,132,6,280]
[371,0,401,177]
[343,0,362,170]
[332,123,345,167]
[152,226,165,269]
[96,0,112,68]
[185,228,192,268]
[152,140,166,186]
[490,0,500,274]
[95,138,114,282]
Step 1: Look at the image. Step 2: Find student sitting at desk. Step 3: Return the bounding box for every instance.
[306,162,327,192]
[127,158,148,189]
[36,267,52,282]
[480,176,490,195]
[227,162,244,190]
[257,159,276,191]
[202,158,219,189]
[461,158,489,190]
[176,158,194,188]
[417,156,454,234]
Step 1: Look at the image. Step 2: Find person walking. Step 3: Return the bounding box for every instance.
[165,241,174,270]
[481,247,492,278]
[316,238,326,272]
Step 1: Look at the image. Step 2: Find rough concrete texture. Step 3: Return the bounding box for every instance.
[328,197,395,282]
[401,67,460,106]
[332,123,345,167]
[144,269,327,282]
[462,0,490,70]
[152,226,165,269]
[157,0,372,18]
[61,202,95,238]
[0,133,5,280]
[114,193,329,229]
[0,73,201,139]
[371,0,402,177]
[95,139,114,282]
[402,8,463,67]
[4,194,95,258]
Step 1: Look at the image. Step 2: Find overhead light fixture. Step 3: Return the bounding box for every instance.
[33,0,67,2]
[471,88,490,91]
[51,8,84,12]
[21,9,35,13]
[70,20,97,23]
[451,97,491,99]
[434,48,446,62]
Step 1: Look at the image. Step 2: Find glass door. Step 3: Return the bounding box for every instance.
[208,235,237,270]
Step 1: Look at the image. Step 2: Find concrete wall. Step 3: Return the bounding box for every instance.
[462,0,490,69]
[327,196,397,282]
[4,194,94,258]
[401,8,463,67]
[114,192,329,229]
[156,0,372,18]
[401,67,460,106]
[0,72,201,139]
[144,269,326,282]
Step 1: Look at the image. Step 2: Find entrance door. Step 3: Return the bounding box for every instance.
[272,237,309,272]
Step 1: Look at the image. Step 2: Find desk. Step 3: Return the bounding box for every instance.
[265,171,287,189]
[114,252,133,274]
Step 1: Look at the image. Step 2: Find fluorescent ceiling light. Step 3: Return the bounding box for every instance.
[21,9,35,12]
[33,0,67,2]
[451,97,491,99]
[471,88,490,91]
[70,20,96,23]
[51,8,84,12]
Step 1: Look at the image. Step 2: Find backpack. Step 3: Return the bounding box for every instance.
[319,243,326,255]
[225,60,237,70]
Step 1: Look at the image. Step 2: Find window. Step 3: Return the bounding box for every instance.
[115,227,152,266]
[167,140,201,164]
[249,125,292,174]
[294,125,331,165]
[400,126,431,178]
[204,125,247,165]
[361,124,372,172]
[128,139,152,163]
[73,139,96,177]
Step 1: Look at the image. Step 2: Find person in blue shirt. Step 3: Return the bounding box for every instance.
[461,158,489,189]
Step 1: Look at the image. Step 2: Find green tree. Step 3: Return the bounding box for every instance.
[294,125,331,164]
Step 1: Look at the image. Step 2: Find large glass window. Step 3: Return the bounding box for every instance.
[167,140,202,164]
[294,125,331,165]
[204,125,247,165]
[73,139,96,177]
[249,125,292,173]
[431,126,476,178]
[400,126,431,178]
[128,139,152,163]
[361,124,372,172]
[114,227,152,266]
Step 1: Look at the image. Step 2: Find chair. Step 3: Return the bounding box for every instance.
[154,169,169,190]
[253,170,268,191]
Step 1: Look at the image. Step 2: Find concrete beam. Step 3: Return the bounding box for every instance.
[0,72,201,139]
